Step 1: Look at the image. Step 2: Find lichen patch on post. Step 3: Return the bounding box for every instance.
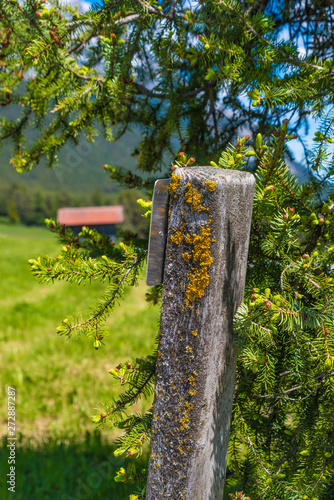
[169,173,181,194]
[184,183,208,213]
[170,221,185,245]
[205,180,217,192]
[168,180,215,309]
[182,252,191,262]
[185,224,213,307]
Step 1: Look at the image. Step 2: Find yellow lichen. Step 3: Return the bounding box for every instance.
[191,330,198,336]
[180,415,190,431]
[189,388,197,396]
[187,267,209,293]
[191,226,213,265]
[185,224,213,306]
[205,180,217,192]
[185,233,192,244]
[170,178,215,316]
[169,174,181,194]
[170,221,185,245]
[185,346,193,354]
[184,183,208,212]
[182,252,191,262]
[170,232,183,245]
[188,375,196,386]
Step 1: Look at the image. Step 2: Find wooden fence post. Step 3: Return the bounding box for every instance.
[146,166,255,500]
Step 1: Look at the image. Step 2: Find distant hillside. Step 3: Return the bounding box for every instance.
[0,128,143,194]
[0,96,151,194]
[1,136,310,193]
[0,104,310,193]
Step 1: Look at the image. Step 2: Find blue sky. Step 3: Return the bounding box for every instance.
[67,0,92,12]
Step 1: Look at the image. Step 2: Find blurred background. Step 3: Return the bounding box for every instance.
[0,84,161,500]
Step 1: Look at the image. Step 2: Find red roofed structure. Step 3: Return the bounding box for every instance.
[57,205,124,238]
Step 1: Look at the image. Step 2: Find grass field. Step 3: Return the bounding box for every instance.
[0,223,242,500]
[0,223,160,500]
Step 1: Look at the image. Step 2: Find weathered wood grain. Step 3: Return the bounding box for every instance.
[146,166,255,500]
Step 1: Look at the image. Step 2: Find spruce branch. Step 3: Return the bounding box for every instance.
[58,256,143,337]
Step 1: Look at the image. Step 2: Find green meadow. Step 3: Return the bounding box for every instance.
[0,223,242,500]
[0,223,160,500]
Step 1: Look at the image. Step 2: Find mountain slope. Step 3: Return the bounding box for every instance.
[0,129,141,194]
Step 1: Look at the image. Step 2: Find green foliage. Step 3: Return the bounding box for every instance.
[227,492,251,500]
[4,0,334,172]
[3,1,334,499]
[29,222,147,346]
[224,126,334,498]
[136,199,152,220]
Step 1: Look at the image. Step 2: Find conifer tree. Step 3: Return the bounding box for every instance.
[2,1,334,498]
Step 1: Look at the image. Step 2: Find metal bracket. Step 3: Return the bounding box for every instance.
[146,179,170,286]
